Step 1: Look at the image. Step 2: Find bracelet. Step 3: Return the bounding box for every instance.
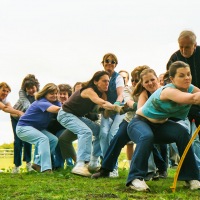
[114,101,121,106]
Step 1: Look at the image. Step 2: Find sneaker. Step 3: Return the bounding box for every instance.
[12,166,20,174]
[144,172,159,181]
[32,163,41,172]
[130,179,150,191]
[158,171,168,179]
[71,165,91,177]
[91,169,110,179]
[26,162,34,172]
[185,180,200,190]
[109,169,119,178]
[0,169,4,173]
[88,162,101,172]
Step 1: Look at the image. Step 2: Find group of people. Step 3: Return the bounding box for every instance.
[0,29,200,191]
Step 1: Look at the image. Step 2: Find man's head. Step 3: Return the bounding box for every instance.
[178,30,197,58]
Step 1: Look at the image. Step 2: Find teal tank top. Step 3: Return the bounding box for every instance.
[142,83,194,120]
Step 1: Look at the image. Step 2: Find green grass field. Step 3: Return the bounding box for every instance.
[0,153,200,200]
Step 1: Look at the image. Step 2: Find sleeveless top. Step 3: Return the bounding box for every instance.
[62,86,102,117]
[107,71,119,104]
[142,83,194,120]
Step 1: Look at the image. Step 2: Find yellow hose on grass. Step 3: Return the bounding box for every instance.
[170,125,200,192]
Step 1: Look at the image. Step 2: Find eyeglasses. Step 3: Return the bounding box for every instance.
[104,59,116,64]
[131,79,139,83]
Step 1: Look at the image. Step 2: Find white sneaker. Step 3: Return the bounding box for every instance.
[26,162,34,172]
[130,179,150,191]
[71,165,91,177]
[12,166,20,174]
[0,169,4,173]
[88,161,101,172]
[109,169,119,178]
[185,180,200,190]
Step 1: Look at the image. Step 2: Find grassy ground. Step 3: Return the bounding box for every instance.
[0,154,200,200]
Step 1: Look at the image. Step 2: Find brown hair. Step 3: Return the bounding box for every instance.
[58,84,72,97]
[101,53,118,65]
[133,68,157,96]
[21,74,40,91]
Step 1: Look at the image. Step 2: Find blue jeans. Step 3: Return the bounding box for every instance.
[57,109,100,162]
[101,120,165,173]
[102,120,130,170]
[11,116,32,167]
[126,116,200,186]
[16,126,58,172]
[99,113,124,157]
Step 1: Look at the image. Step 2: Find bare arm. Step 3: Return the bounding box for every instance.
[116,86,124,103]
[160,87,200,105]
[81,88,116,110]
[46,105,61,113]
[0,102,24,116]
[138,90,148,109]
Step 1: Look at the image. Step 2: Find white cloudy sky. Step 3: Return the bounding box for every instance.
[0,0,200,144]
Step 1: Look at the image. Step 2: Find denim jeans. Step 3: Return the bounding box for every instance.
[126,116,200,186]
[99,113,124,157]
[57,109,100,162]
[11,116,32,167]
[102,120,130,171]
[16,126,58,172]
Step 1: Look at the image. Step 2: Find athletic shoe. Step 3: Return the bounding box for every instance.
[144,171,159,181]
[109,169,119,178]
[0,169,4,173]
[88,161,101,172]
[12,166,20,174]
[130,179,150,191]
[71,165,91,177]
[158,170,168,179]
[91,169,110,179]
[26,162,34,172]
[185,180,200,190]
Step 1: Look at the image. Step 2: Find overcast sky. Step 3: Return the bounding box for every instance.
[1,0,200,144]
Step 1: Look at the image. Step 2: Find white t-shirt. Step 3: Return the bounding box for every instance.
[116,75,125,88]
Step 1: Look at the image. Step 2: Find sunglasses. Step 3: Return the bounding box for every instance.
[131,79,139,83]
[104,59,116,65]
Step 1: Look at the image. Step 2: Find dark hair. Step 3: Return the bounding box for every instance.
[21,74,40,91]
[169,61,190,78]
[58,84,72,97]
[163,71,171,85]
[82,71,109,89]
[73,82,82,92]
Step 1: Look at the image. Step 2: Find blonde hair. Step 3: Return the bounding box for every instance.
[35,83,58,100]
[0,82,11,92]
